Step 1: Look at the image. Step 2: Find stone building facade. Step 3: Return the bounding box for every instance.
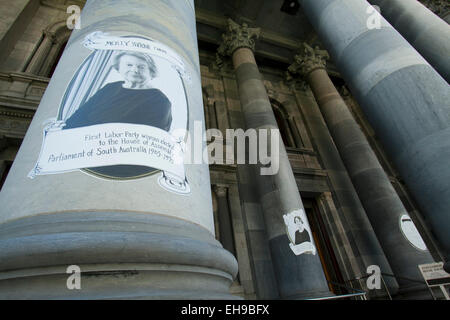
[0,0,448,300]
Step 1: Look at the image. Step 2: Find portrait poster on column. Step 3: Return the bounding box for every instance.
[29,32,191,195]
[283,209,317,256]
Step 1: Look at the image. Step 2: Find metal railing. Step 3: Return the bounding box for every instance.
[304,271,445,300]
[345,272,436,300]
[306,280,368,300]
[380,272,444,300]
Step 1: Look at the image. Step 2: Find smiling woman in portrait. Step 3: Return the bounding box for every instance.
[64,50,172,132]
[293,215,311,245]
[63,50,173,178]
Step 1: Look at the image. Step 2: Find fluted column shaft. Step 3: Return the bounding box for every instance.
[299,0,450,270]
[368,0,450,82]
[289,47,434,293]
[218,20,331,299]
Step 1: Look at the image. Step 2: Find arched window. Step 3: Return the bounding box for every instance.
[24,21,71,78]
[270,99,296,148]
[47,40,68,78]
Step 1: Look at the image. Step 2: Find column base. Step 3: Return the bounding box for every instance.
[269,235,334,299]
[0,211,239,300]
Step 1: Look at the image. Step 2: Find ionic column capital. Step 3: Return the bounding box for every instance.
[287,43,330,78]
[217,19,260,58]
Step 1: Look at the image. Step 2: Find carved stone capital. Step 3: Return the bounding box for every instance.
[217,19,260,58]
[287,43,330,79]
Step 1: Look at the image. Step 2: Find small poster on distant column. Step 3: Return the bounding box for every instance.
[29,31,191,195]
[283,209,316,256]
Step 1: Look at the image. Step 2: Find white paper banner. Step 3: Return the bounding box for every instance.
[29,122,185,180]
[29,31,192,195]
[82,32,189,80]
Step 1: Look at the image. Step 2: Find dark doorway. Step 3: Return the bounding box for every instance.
[48,40,68,78]
[304,200,347,295]
[0,161,12,191]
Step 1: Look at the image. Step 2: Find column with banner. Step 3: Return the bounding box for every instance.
[0,0,238,299]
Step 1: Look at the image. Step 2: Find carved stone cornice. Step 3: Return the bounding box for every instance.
[0,116,31,138]
[287,43,330,80]
[0,109,34,119]
[419,0,450,18]
[217,19,260,58]
[1,72,50,83]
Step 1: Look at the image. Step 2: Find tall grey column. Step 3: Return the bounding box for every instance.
[292,84,399,296]
[368,0,450,82]
[288,45,434,295]
[213,185,236,256]
[299,0,450,271]
[0,0,238,299]
[217,19,331,299]
[0,0,31,42]
[0,0,40,68]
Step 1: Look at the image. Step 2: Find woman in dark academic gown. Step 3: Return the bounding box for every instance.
[64,81,172,131]
[64,51,172,178]
[293,216,311,245]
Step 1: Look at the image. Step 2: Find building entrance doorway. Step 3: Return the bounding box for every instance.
[303,199,346,295]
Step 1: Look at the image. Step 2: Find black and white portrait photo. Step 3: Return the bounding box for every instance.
[56,33,189,179]
[64,51,173,132]
[283,209,316,256]
[293,216,311,245]
[30,32,191,194]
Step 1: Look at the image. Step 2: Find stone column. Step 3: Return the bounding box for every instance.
[0,0,238,299]
[218,19,331,299]
[299,0,450,272]
[288,45,434,295]
[0,0,30,42]
[0,0,40,68]
[368,0,450,82]
[292,86,399,296]
[213,185,236,256]
[25,30,56,75]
